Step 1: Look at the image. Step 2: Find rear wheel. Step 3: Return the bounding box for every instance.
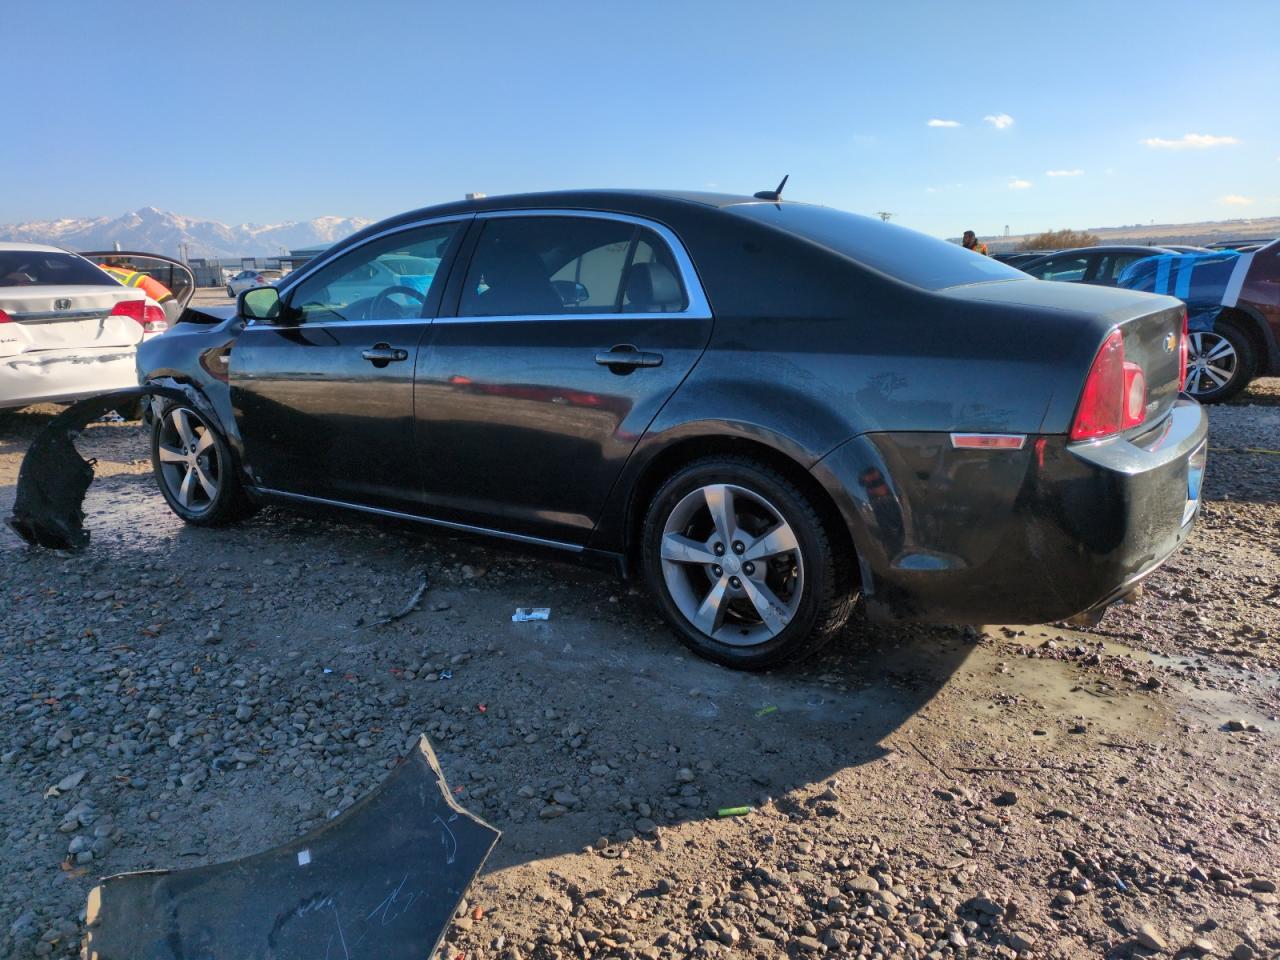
[641,457,857,670]
[151,402,253,525]
[1185,320,1255,403]
[226,285,235,299]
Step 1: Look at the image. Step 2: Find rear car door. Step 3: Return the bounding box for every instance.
[414,212,713,544]
[229,218,465,512]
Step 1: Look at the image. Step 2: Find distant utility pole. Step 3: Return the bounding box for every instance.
[876,211,892,222]
[1003,224,1010,237]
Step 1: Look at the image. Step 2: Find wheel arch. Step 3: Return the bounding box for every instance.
[615,431,859,582]
[1217,304,1277,376]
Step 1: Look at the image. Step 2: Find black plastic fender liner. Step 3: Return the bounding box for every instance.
[7,386,193,551]
[82,735,500,960]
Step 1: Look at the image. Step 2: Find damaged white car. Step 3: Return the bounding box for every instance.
[0,243,192,410]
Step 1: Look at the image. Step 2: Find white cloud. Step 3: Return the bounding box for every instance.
[1008,178,1032,190]
[1045,169,1084,177]
[927,119,961,128]
[1142,133,1239,150]
[984,113,1015,129]
[1219,194,1253,205]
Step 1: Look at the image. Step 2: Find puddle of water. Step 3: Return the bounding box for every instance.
[996,624,1280,735]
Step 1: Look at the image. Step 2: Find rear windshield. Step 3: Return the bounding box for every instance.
[0,250,112,287]
[725,203,1025,290]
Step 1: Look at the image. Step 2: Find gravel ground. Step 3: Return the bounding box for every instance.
[1,380,1277,960]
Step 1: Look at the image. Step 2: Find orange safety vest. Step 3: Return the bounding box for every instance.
[101,265,174,303]
[964,240,989,256]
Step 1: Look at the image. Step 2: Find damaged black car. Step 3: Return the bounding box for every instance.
[97,190,1208,668]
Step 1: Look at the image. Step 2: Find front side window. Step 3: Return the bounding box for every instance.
[286,223,456,323]
[458,216,686,317]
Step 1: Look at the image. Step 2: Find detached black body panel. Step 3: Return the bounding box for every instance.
[82,736,498,960]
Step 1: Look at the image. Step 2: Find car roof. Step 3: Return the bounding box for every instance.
[0,241,73,254]
[1038,245,1174,257]
[354,189,764,236]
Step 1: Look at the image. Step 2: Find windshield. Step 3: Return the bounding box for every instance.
[726,203,1025,290]
[0,250,113,287]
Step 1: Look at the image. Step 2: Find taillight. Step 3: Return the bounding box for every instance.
[111,299,169,333]
[1070,329,1147,440]
[1178,310,1189,392]
[0,309,10,323]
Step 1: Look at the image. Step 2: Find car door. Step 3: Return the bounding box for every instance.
[229,218,465,512]
[79,252,197,316]
[413,212,714,544]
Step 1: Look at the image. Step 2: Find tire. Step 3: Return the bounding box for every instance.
[641,456,857,670]
[1186,320,1256,403]
[226,286,235,299]
[151,401,254,526]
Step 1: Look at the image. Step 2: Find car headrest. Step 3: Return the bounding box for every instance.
[626,262,683,312]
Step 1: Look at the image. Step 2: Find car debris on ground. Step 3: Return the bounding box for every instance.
[79,735,497,960]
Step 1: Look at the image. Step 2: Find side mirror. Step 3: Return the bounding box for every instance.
[239,285,283,322]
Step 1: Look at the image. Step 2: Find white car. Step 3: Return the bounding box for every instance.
[0,242,171,410]
[225,268,284,298]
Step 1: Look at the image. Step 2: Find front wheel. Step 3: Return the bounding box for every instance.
[226,285,236,299]
[151,402,253,526]
[641,457,857,670]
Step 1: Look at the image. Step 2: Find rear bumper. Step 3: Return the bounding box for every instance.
[0,347,140,410]
[812,397,1208,624]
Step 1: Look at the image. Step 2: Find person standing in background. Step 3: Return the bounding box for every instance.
[962,230,989,255]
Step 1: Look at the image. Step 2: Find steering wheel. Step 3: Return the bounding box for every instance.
[369,285,427,319]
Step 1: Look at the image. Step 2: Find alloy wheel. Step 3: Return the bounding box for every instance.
[1185,331,1238,397]
[156,407,221,513]
[659,483,805,646]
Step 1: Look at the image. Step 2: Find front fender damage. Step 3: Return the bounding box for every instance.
[82,735,499,960]
[7,383,210,551]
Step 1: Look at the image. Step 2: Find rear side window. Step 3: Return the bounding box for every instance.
[458,217,686,316]
[725,203,1024,290]
[0,251,112,287]
[1024,255,1090,282]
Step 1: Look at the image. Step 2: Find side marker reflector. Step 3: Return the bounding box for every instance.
[949,433,1027,450]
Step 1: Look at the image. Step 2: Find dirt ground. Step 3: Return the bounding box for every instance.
[0,379,1277,960]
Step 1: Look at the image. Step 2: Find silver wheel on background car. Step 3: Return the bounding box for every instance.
[156,407,221,513]
[1185,331,1238,397]
[659,483,805,646]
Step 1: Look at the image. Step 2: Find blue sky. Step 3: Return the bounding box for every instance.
[8,0,1278,237]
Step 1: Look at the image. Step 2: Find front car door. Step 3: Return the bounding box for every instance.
[414,211,714,544]
[229,217,466,512]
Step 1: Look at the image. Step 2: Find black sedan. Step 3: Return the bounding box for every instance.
[137,191,1207,669]
[1018,245,1175,286]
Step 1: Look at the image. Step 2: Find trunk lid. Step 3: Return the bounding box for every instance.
[946,278,1187,432]
[0,285,146,358]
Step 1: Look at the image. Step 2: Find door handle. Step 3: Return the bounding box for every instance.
[361,343,409,367]
[594,344,663,372]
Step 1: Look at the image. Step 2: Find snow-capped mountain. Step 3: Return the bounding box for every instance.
[0,207,374,259]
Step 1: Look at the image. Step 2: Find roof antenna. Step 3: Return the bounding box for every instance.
[753,174,789,202]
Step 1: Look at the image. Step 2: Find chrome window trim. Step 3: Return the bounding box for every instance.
[277,312,695,331]
[254,207,711,329]
[251,486,584,553]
